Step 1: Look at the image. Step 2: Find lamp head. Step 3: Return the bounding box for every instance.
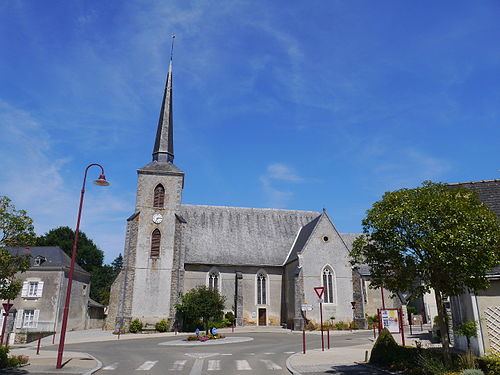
[93,173,110,186]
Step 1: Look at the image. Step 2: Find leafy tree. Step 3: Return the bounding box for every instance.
[176,286,226,333]
[36,226,104,272]
[351,181,500,362]
[455,321,478,353]
[0,196,36,247]
[89,254,122,305]
[111,253,123,272]
[0,196,35,300]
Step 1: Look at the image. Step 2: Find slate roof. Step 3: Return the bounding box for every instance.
[179,204,320,266]
[284,214,321,264]
[448,179,500,218]
[5,246,89,275]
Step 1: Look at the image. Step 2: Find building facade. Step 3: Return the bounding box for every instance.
[107,58,373,331]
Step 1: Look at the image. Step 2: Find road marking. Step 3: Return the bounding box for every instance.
[260,359,282,370]
[136,361,157,371]
[185,352,219,359]
[169,360,187,371]
[221,353,232,356]
[102,362,118,370]
[236,360,252,370]
[264,352,275,355]
[189,358,204,375]
[284,351,295,354]
[247,353,255,355]
[207,360,220,371]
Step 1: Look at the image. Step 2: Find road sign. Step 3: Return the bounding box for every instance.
[301,304,313,311]
[314,287,325,299]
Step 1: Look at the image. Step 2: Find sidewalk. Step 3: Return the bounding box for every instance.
[6,348,101,375]
[286,327,436,374]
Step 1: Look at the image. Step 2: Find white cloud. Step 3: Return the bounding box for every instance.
[259,163,303,208]
[0,100,129,262]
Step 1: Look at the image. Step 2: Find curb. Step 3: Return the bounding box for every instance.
[83,353,102,375]
[285,353,302,375]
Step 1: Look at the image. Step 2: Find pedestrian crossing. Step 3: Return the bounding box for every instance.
[101,355,287,372]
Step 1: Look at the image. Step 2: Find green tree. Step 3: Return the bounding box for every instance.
[351,181,500,362]
[36,226,104,272]
[176,286,226,333]
[0,196,35,300]
[455,321,478,353]
[89,254,122,305]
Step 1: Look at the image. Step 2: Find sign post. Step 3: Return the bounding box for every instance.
[314,287,325,351]
[0,302,13,346]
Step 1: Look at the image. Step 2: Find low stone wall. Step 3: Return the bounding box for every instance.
[15,331,55,344]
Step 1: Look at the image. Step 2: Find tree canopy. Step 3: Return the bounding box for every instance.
[36,226,104,272]
[351,181,500,358]
[0,196,35,300]
[176,286,226,333]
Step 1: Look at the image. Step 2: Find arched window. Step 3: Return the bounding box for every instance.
[256,271,267,305]
[151,229,161,258]
[322,266,335,304]
[153,184,165,208]
[208,270,219,291]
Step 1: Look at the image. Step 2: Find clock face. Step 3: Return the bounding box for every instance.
[152,213,163,224]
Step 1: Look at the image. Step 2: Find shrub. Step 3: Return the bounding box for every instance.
[459,370,484,375]
[476,354,500,375]
[419,353,448,375]
[306,321,318,331]
[458,352,476,370]
[129,318,143,333]
[225,311,235,325]
[155,319,169,332]
[334,321,349,330]
[0,346,29,369]
[370,328,400,365]
[367,314,379,326]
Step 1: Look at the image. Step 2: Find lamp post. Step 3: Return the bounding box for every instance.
[56,163,109,369]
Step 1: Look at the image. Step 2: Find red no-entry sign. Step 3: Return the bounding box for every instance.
[314,287,325,299]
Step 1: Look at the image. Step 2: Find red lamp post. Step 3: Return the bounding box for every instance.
[56,163,109,369]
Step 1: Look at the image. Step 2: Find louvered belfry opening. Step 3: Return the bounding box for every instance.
[153,184,165,208]
[151,229,161,258]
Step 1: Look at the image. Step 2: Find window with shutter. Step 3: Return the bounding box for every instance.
[36,281,44,297]
[28,282,38,297]
[22,310,35,328]
[153,184,165,208]
[21,281,28,297]
[151,229,161,258]
[15,309,24,328]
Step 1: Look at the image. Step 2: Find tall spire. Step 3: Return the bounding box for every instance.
[152,34,176,163]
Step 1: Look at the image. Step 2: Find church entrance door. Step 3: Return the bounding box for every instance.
[258,308,267,326]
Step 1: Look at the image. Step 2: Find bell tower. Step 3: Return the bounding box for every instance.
[116,35,184,327]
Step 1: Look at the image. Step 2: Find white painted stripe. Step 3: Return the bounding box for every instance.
[284,351,295,354]
[221,353,232,356]
[236,360,252,370]
[207,360,220,371]
[188,359,203,375]
[169,360,187,371]
[264,352,275,355]
[260,359,282,370]
[136,361,157,371]
[102,362,118,370]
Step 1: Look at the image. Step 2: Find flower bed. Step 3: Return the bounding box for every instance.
[186,333,225,342]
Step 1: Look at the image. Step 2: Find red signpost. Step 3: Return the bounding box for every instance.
[314,287,325,351]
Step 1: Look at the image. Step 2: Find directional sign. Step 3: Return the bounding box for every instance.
[314,287,325,299]
[301,304,313,311]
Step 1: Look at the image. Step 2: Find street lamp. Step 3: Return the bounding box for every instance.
[56,163,109,369]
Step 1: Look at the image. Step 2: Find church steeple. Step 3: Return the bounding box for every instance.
[152,36,175,163]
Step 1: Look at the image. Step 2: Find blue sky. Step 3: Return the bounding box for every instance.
[1,1,499,263]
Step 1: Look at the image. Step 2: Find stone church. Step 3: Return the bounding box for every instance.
[106,57,375,331]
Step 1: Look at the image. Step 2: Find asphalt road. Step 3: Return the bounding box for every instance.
[28,331,383,375]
